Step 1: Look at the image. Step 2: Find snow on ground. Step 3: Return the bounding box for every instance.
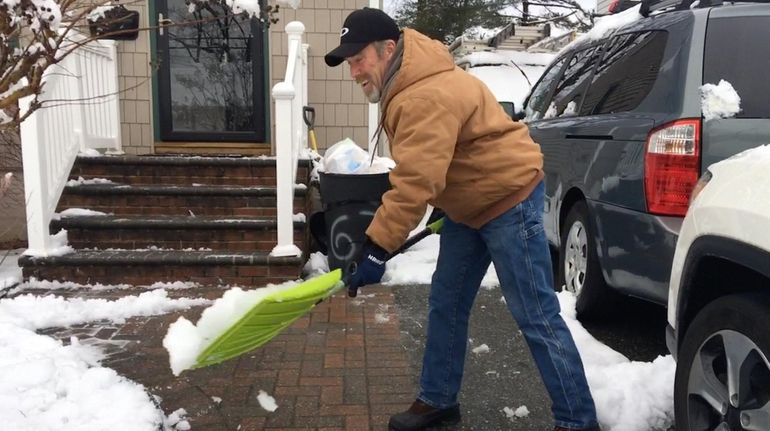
[2,215,674,430]
[0,283,208,430]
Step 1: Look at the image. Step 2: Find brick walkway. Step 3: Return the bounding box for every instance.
[40,286,416,431]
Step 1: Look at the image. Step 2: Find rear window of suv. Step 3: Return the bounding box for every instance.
[704,16,770,118]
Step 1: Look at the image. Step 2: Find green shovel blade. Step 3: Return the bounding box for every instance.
[193,269,344,369]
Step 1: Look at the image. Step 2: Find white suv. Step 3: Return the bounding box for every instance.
[666,145,770,431]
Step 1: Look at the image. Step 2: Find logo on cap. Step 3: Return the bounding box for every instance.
[340,28,349,37]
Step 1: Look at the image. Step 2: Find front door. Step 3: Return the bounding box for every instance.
[156,0,266,142]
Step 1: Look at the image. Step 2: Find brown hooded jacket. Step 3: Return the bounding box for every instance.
[366,29,544,253]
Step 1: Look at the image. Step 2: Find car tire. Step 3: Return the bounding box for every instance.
[558,201,617,321]
[674,292,770,431]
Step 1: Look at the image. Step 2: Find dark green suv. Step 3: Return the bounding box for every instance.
[522,0,770,320]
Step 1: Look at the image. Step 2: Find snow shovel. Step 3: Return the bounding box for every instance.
[192,217,444,369]
[303,106,318,152]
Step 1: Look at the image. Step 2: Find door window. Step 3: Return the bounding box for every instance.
[580,31,667,116]
[524,57,566,121]
[156,0,266,142]
[547,45,604,119]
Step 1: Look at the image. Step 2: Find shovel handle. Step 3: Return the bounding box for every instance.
[303,106,316,128]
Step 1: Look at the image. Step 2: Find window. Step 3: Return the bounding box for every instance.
[580,31,667,115]
[524,57,566,121]
[547,45,604,118]
[704,16,770,118]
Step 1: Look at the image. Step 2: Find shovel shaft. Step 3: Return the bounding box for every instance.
[309,129,318,152]
[387,217,444,261]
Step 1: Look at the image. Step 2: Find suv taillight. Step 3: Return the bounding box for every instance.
[644,119,701,216]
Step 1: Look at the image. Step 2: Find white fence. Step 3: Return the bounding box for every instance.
[270,21,309,257]
[20,34,122,256]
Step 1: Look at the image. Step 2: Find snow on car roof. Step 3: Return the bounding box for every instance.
[457,50,556,68]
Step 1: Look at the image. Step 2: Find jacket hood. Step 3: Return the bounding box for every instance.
[383,29,456,107]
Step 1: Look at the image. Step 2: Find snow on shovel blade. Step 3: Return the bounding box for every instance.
[192,269,344,369]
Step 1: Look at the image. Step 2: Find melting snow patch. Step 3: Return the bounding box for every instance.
[472,344,490,354]
[257,390,278,411]
[503,405,530,419]
[166,408,190,430]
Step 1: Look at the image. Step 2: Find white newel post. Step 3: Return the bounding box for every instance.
[270,21,305,257]
[105,40,123,154]
[19,96,52,255]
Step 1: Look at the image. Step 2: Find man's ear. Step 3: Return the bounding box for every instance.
[384,39,397,58]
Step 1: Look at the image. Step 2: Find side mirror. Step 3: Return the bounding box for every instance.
[499,102,516,120]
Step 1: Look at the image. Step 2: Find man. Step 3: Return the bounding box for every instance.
[325,8,601,431]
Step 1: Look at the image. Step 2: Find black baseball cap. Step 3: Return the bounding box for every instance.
[324,8,400,67]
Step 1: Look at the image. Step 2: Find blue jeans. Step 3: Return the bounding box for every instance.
[418,182,598,430]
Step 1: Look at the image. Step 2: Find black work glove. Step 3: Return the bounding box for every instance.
[343,239,388,298]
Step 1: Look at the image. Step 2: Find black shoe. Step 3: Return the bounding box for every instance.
[388,399,461,431]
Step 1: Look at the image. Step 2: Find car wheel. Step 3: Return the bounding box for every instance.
[558,201,616,320]
[675,293,770,431]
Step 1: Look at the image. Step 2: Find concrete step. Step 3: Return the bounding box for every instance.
[69,155,313,186]
[51,215,307,252]
[19,250,304,287]
[57,183,309,217]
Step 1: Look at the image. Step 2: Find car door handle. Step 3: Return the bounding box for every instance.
[565,134,614,140]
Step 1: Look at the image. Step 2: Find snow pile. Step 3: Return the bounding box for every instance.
[558,292,675,431]
[22,229,74,257]
[58,208,109,217]
[0,323,166,431]
[0,290,209,330]
[563,5,642,53]
[320,138,394,174]
[163,281,301,375]
[66,176,115,187]
[0,288,207,431]
[700,79,741,121]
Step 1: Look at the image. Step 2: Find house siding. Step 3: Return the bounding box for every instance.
[114,0,378,154]
[116,2,154,155]
[269,0,376,152]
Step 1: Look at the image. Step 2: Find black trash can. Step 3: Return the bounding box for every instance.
[318,171,390,271]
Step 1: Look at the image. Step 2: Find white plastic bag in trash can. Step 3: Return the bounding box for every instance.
[321,138,394,174]
[321,138,369,174]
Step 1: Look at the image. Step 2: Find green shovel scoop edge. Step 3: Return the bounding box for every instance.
[192,269,343,368]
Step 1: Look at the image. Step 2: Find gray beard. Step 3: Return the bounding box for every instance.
[366,87,381,103]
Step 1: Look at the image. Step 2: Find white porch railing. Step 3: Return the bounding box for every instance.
[271,21,309,258]
[20,34,122,256]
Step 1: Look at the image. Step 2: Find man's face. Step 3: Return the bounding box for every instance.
[346,42,394,103]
